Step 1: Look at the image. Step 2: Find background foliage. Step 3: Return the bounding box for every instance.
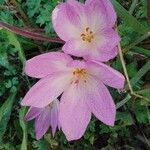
[0,0,150,149]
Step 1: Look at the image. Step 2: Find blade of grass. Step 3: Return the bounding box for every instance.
[123,31,150,53]
[137,88,150,98]
[19,107,28,150]
[6,30,26,65]
[10,0,31,27]
[131,47,150,57]
[0,91,17,143]
[5,30,30,149]
[112,0,149,34]
[116,94,131,109]
[5,30,31,88]
[129,0,138,15]
[117,27,149,102]
[127,61,150,89]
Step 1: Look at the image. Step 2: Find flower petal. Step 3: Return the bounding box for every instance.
[50,99,59,136]
[85,47,118,62]
[67,0,84,10]
[101,0,117,26]
[63,38,89,57]
[83,29,120,61]
[86,78,116,126]
[95,29,120,53]
[84,0,109,31]
[52,2,81,41]
[59,84,91,141]
[25,107,43,121]
[85,0,116,28]
[67,60,87,69]
[25,52,72,78]
[63,29,120,62]
[35,106,52,140]
[21,73,71,108]
[87,61,125,89]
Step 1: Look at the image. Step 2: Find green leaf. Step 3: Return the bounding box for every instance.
[5,30,26,65]
[134,106,149,123]
[112,0,149,34]
[132,47,150,57]
[116,112,133,125]
[123,32,150,53]
[137,88,150,98]
[0,91,17,142]
[0,143,16,150]
[128,61,150,88]
[19,107,28,150]
[129,0,138,15]
[33,140,48,150]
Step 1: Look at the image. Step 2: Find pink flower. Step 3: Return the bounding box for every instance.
[52,0,120,62]
[25,99,59,140]
[21,52,125,141]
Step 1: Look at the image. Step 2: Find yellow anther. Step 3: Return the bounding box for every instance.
[80,27,94,43]
[73,68,87,78]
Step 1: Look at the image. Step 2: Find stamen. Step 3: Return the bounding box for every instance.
[71,68,88,86]
[80,27,94,43]
[73,68,87,78]
[86,27,89,32]
[82,37,85,41]
[81,33,86,37]
[74,80,79,84]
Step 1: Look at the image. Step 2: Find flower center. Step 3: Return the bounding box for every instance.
[73,68,87,78]
[80,27,94,43]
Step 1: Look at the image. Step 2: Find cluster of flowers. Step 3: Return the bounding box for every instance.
[21,0,125,141]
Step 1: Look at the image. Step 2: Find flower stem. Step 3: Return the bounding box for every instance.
[118,40,149,102]
[0,21,64,44]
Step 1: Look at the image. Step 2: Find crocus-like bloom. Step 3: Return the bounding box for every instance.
[21,52,125,141]
[52,0,120,62]
[25,99,59,140]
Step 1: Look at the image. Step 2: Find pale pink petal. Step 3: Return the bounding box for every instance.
[59,84,91,141]
[63,29,120,62]
[35,106,52,140]
[25,52,72,78]
[81,29,120,61]
[25,107,43,121]
[84,0,110,31]
[50,99,59,136]
[21,73,72,108]
[87,61,125,89]
[85,0,116,28]
[67,60,87,69]
[86,78,116,126]
[67,0,84,10]
[63,38,89,57]
[63,38,103,59]
[101,0,117,26]
[95,29,120,53]
[85,47,118,62]
[52,3,82,41]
